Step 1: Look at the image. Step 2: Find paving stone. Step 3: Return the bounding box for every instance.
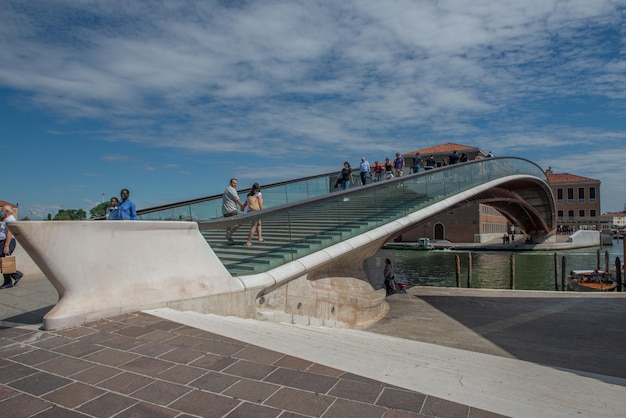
[328,378,384,403]
[265,387,334,417]
[0,343,30,357]
[421,395,469,417]
[226,401,282,418]
[120,356,175,377]
[37,355,94,376]
[0,384,19,400]
[0,327,36,339]
[8,371,71,396]
[223,378,280,403]
[57,326,99,339]
[0,363,43,385]
[89,320,133,333]
[222,359,277,380]
[306,363,345,377]
[189,370,240,392]
[323,397,387,418]
[158,346,204,364]
[131,380,191,406]
[149,320,185,332]
[129,341,175,357]
[31,335,73,350]
[468,407,510,418]
[10,348,61,366]
[172,325,206,337]
[168,389,240,417]
[138,329,177,343]
[97,371,153,395]
[193,338,246,356]
[51,340,103,358]
[163,334,205,348]
[157,364,207,385]
[32,405,92,417]
[264,367,338,393]
[381,410,422,418]
[190,352,237,371]
[97,334,145,351]
[70,364,122,385]
[83,347,140,367]
[77,391,137,417]
[42,381,105,408]
[234,345,284,365]
[113,401,179,418]
[273,354,313,370]
[0,393,52,418]
[75,330,116,345]
[376,387,426,414]
[114,325,156,338]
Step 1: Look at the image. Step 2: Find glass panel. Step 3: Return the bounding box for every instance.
[137,158,551,276]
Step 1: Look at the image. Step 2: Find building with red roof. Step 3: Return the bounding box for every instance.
[545,168,601,232]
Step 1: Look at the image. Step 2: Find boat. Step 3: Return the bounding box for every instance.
[383,237,434,251]
[567,270,617,292]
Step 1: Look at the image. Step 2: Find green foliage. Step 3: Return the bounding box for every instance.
[53,209,87,220]
[90,202,109,219]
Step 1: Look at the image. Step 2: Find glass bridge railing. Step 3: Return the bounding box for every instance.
[140,158,548,276]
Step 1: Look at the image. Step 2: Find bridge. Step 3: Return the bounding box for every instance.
[10,157,555,330]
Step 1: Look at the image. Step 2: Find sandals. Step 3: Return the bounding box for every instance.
[258,239,265,243]
[245,242,252,247]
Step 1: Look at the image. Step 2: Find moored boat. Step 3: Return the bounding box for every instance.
[567,269,617,292]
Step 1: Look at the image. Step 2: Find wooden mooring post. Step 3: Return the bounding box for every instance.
[509,253,515,290]
[561,255,567,291]
[455,254,461,287]
[596,248,600,270]
[616,257,622,292]
[605,251,610,275]
[467,253,472,288]
[553,253,558,291]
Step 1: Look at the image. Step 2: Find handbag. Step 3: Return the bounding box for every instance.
[1,256,16,274]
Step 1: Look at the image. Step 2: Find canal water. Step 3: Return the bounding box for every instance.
[394,239,625,290]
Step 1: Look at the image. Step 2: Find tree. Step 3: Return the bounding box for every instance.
[53,209,87,220]
[90,202,109,219]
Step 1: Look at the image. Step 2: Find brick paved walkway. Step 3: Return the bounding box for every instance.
[0,311,505,418]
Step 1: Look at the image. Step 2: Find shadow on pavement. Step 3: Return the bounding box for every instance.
[417,295,626,382]
[0,305,54,328]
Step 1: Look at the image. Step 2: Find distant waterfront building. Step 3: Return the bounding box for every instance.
[601,211,626,230]
[545,168,601,232]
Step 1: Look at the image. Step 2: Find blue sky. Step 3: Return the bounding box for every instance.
[1,0,625,219]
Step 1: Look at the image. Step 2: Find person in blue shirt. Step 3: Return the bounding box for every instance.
[118,189,137,220]
[106,197,120,220]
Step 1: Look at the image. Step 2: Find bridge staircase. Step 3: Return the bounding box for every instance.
[137,158,553,277]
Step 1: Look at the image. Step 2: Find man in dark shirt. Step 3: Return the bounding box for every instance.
[425,155,437,170]
[448,150,460,165]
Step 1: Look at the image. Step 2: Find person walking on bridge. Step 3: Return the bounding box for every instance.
[359,157,370,185]
[222,178,247,245]
[119,189,137,220]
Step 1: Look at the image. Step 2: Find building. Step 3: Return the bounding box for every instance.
[544,168,601,233]
[601,211,626,231]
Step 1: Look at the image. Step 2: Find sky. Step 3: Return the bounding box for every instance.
[1,0,625,220]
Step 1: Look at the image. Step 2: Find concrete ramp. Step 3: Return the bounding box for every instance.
[145,307,626,418]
